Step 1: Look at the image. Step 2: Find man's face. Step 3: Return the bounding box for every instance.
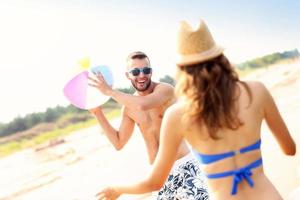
[126,58,152,92]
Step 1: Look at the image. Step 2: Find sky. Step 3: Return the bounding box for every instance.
[0,0,299,123]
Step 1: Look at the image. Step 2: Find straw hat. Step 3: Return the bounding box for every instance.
[176,19,224,66]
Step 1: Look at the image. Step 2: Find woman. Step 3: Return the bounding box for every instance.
[96,20,296,200]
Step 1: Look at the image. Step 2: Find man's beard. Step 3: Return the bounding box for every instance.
[131,79,151,92]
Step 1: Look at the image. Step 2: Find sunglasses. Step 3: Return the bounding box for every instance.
[128,67,152,76]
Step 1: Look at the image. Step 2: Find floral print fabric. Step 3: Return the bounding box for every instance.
[157,157,209,200]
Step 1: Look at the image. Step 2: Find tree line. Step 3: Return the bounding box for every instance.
[237,49,299,70]
[0,105,86,137]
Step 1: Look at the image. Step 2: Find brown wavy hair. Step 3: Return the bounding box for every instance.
[175,54,252,139]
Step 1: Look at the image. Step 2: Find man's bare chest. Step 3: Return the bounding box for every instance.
[127,108,164,128]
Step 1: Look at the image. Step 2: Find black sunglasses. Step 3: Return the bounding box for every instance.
[128,67,152,76]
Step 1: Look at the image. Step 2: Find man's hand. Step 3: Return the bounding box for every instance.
[89,106,101,116]
[88,72,113,96]
[96,186,121,200]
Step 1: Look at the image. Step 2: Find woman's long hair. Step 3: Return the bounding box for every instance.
[175,54,252,139]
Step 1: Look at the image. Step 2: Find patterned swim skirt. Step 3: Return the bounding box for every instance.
[156,153,209,200]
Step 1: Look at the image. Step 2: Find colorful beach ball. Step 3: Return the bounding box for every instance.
[63,65,114,110]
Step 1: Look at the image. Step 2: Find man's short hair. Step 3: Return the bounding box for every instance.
[127,51,151,66]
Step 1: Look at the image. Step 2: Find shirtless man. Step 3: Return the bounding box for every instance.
[89,51,209,199]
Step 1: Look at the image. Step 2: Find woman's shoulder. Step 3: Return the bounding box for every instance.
[163,101,186,124]
[242,80,272,107]
[243,80,266,89]
[243,80,269,96]
[162,102,188,135]
[165,101,185,116]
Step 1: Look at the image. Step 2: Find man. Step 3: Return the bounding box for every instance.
[89,51,209,199]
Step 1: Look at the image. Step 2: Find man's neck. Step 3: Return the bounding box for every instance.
[137,82,156,96]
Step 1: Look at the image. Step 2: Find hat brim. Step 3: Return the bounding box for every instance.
[176,45,224,67]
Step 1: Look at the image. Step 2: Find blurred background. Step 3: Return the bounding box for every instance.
[0,0,299,199]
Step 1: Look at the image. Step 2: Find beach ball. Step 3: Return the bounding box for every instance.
[63,65,114,110]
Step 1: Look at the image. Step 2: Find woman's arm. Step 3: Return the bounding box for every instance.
[261,82,296,155]
[96,104,184,199]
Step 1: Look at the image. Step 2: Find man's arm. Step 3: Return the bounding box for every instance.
[109,83,174,110]
[89,73,175,110]
[91,107,135,150]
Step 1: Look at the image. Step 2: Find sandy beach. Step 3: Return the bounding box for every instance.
[0,61,299,200]
[0,120,154,200]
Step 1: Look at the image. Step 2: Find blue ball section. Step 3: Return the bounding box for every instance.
[90,65,114,86]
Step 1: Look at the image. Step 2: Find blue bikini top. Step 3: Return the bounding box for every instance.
[192,139,263,195]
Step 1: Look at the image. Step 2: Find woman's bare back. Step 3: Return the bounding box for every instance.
[181,81,285,200]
